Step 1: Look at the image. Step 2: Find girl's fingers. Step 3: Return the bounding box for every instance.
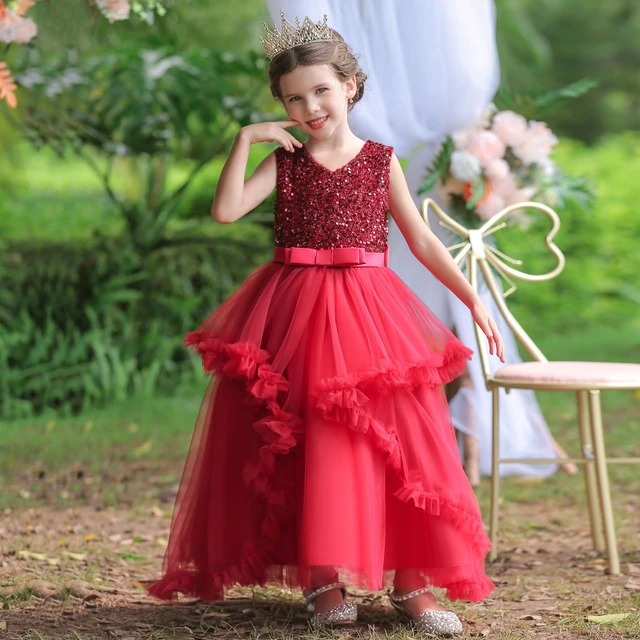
[481,322,494,355]
[285,132,302,148]
[489,323,499,358]
[278,135,294,152]
[281,134,302,152]
[288,134,303,147]
[476,312,506,362]
[276,120,301,129]
[490,321,505,362]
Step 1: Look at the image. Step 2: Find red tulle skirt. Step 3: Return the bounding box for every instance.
[148,261,495,602]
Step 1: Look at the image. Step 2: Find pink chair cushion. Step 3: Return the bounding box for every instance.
[494,361,640,386]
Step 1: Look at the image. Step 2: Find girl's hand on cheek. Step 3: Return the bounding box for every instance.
[239,121,303,152]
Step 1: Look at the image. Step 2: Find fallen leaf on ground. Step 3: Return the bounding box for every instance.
[17,551,47,561]
[60,551,86,561]
[586,613,631,624]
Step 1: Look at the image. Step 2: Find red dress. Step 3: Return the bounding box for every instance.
[148,140,495,603]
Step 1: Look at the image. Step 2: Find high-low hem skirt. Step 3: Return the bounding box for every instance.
[147,261,495,603]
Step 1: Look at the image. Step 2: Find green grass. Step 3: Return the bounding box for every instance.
[0,141,272,241]
[0,375,208,472]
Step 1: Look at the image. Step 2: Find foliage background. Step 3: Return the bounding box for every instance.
[1,0,639,419]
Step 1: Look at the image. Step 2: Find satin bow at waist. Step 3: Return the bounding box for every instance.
[273,246,389,267]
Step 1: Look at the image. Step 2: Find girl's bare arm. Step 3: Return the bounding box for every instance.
[388,153,505,361]
[212,122,301,224]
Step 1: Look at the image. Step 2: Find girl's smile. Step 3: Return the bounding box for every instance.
[308,115,328,129]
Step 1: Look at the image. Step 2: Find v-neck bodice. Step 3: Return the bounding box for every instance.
[273,140,393,252]
[302,140,371,174]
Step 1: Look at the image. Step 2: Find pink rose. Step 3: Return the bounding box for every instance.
[506,186,537,206]
[476,192,506,221]
[485,158,510,181]
[463,130,506,168]
[96,0,131,21]
[489,172,517,198]
[512,121,558,166]
[492,110,528,147]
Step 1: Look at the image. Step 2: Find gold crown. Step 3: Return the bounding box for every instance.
[261,10,340,60]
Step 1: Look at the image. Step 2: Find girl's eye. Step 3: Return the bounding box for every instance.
[317,87,327,93]
[289,96,300,103]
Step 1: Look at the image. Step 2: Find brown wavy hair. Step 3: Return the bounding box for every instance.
[268,31,367,113]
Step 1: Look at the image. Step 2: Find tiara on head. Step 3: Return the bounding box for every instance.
[261,10,340,60]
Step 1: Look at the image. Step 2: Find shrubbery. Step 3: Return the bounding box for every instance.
[0,225,271,419]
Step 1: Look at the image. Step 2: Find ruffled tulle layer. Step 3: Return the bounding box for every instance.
[147,262,494,603]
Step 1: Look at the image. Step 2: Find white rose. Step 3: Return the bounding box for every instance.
[452,129,473,150]
[0,24,17,43]
[13,17,37,43]
[450,150,481,182]
[476,103,498,130]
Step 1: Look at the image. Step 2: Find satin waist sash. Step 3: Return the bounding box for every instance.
[273,246,388,267]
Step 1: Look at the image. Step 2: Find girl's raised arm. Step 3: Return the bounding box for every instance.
[212,121,302,224]
[389,153,505,362]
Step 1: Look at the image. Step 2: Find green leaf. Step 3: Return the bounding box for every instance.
[418,170,444,196]
[418,137,453,195]
[586,613,631,624]
[494,78,599,120]
[465,176,486,210]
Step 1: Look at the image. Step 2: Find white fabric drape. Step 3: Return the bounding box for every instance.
[265,0,557,477]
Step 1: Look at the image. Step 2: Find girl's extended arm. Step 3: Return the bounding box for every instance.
[212,122,301,223]
[389,153,505,361]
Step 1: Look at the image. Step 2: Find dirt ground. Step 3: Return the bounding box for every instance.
[1,496,639,640]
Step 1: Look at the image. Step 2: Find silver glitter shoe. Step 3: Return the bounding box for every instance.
[389,587,463,637]
[303,581,357,629]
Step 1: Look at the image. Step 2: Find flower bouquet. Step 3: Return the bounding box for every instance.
[419,87,595,228]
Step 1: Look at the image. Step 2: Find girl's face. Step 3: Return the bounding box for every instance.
[279,64,356,140]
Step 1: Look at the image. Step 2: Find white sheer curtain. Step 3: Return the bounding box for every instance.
[265,0,558,477]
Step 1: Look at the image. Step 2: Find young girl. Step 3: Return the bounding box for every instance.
[148,12,505,636]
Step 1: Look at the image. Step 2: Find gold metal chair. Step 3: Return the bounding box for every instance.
[421,198,640,574]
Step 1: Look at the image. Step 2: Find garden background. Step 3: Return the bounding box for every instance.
[1,1,639,638]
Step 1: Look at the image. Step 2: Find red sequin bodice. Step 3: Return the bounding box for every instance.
[274,139,393,252]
